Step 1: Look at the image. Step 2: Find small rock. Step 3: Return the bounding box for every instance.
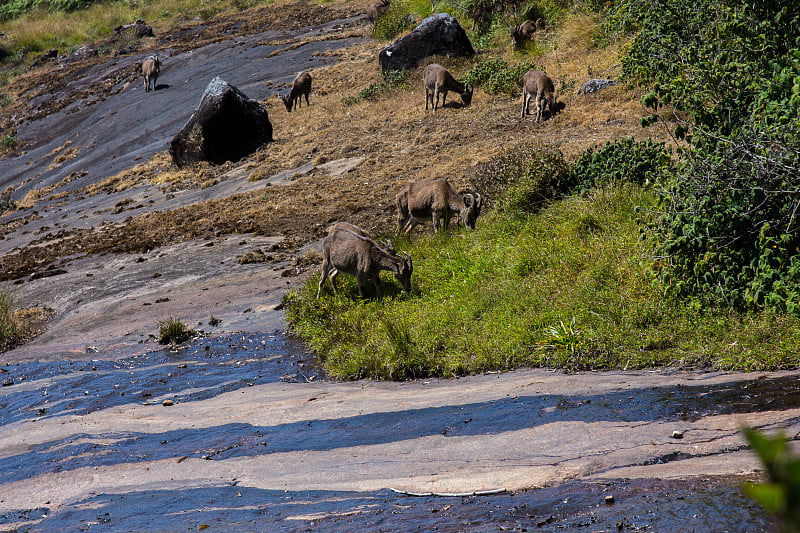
[604,494,615,505]
[577,79,618,95]
[671,430,684,439]
[162,399,175,406]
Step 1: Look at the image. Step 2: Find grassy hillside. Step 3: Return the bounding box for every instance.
[2,0,798,373]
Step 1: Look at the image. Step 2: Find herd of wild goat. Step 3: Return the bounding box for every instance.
[140,4,556,299]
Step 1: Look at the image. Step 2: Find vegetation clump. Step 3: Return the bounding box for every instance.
[462,58,537,95]
[372,0,432,40]
[0,288,48,352]
[157,317,195,344]
[618,0,800,315]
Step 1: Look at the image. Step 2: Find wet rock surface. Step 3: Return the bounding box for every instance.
[0,360,792,531]
[378,13,475,73]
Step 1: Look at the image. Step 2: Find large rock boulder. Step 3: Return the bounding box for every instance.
[169,77,273,168]
[378,13,474,73]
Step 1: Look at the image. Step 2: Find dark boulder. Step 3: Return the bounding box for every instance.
[169,77,273,168]
[378,13,474,73]
[114,19,154,39]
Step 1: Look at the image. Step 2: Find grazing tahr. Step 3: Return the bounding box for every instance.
[423,64,473,112]
[396,179,482,235]
[367,0,391,25]
[317,223,413,298]
[142,56,160,93]
[328,221,396,254]
[282,71,312,112]
[521,69,555,122]
[509,19,537,49]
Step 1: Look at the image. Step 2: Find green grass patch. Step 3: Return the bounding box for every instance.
[287,183,800,380]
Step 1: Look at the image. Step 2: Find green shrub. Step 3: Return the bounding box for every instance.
[475,140,568,214]
[0,134,18,153]
[614,0,800,315]
[157,317,195,344]
[462,58,537,94]
[0,195,16,214]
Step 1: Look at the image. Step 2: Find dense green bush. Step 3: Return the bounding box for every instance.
[614,0,800,315]
[462,58,537,94]
[477,138,669,216]
[564,138,672,194]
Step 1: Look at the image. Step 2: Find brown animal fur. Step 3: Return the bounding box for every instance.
[317,225,413,298]
[521,69,555,122]
[282,71,312,112]
[510,19,537,49]
[396,179,482,235]
[366,0,391,24]
[423,64,473,112]
[142,56,160,93]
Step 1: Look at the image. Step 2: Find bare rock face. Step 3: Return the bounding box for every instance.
[169,77,273,167]
[378,13,474,73]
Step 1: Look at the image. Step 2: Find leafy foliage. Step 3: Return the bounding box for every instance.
[563,137,673,194]
[462,57,537,94]
[742,427,800,533]
[476,138,669,216]
[616,0,800,315]
[0,195,16,214]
